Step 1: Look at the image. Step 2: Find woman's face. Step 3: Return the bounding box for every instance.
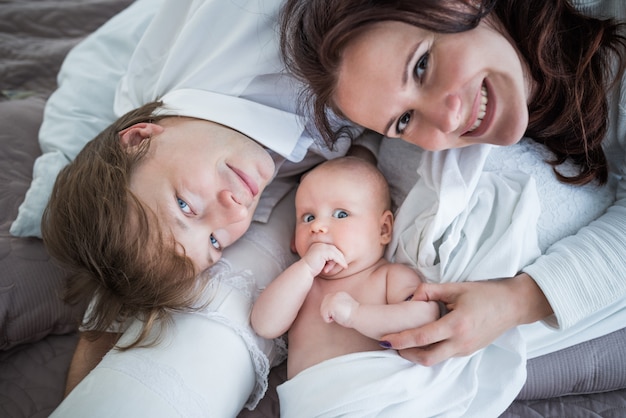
[334,18,534,151]
[128,118,275,273]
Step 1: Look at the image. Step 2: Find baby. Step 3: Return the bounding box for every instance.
[251,156,440,378]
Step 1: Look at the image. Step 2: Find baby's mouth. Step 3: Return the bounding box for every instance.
[467,83,488,133]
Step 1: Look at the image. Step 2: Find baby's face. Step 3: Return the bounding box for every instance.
[293,162,391,272]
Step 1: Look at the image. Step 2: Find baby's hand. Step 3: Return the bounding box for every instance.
[320,291,359,327]
[302,242,347,276]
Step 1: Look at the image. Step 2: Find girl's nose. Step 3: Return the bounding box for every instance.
[216,190,248,224]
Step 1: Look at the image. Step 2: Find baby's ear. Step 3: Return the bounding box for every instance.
[380,209,394,245]
[118,123,164,151]
[290,231,298,254]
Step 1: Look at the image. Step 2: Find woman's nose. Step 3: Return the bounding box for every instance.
[423,93,462,134]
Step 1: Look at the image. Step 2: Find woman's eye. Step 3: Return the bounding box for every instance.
[395,52,429,136]
[177,197,192,214]
[302,214,315,223]
[414,51,429,80]
[396,112,412,134]
[333,209,348,219]
[210,234,222,251]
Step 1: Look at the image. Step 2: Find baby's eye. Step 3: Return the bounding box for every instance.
[302,214,315,223]
[210,234,222,251]
[333,209,348,219]
[177,197,192,214]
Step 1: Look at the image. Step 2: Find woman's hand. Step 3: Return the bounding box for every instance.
[380,273,553,366]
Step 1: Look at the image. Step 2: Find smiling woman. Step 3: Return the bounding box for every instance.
[280,0,626,411]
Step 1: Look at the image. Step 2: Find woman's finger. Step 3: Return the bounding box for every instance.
[396,341,457,367]
[380,314,454,350]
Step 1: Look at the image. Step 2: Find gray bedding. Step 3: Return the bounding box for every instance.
[0,1,624,417]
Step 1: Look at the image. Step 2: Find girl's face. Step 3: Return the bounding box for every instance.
[334,18,534,151]
[128,118,275,273]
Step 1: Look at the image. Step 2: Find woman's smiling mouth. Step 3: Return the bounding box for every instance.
[468,83,488,133]
[463,82,489,136]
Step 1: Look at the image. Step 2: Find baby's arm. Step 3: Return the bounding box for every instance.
[251,242,347,339]
[320,263,439,340]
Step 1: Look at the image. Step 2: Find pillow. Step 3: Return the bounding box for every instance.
[0,98,86,350]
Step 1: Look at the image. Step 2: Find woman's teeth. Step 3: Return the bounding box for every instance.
[468,84,488,133]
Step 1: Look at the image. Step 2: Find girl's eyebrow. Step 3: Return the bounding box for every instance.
[384,40,423,136]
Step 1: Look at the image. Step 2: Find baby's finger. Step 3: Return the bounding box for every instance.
[323,260,337,273]
[329,247,348,269]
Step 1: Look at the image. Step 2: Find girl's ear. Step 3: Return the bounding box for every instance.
[380,209,394,245]
[118,123,164,151]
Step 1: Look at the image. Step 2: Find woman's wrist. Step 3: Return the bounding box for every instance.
[510,272,554,325]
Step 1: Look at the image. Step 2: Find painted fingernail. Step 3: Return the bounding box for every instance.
[379,340,392,349]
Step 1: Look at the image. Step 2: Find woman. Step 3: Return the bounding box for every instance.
[280,0,626,372]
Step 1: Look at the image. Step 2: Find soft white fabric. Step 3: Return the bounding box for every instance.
[51,314,255,418]
[388,144,541,283]
[279,342,525,418]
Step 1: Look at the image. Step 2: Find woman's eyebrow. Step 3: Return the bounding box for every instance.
[384,40,423,136]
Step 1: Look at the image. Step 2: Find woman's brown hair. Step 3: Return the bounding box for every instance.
[42,101,202,349]
[280,0,626,185]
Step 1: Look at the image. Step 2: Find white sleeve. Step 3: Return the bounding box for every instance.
[523,0,626,329]
[10,0,162,238]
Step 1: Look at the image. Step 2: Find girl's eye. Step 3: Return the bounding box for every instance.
[396,112,412,135]
[177,197,192,214]
[414,51,429,80]
[210,234,222,251]
[302,214,315,223]
[333,209,348,219]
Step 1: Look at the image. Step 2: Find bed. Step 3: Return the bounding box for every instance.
[1,1,625,417]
